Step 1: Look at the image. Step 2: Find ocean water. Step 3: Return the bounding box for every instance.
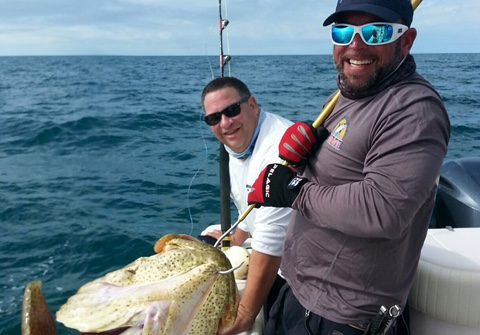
[1,54,479,334]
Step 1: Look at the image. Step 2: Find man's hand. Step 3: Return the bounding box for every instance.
[247,163,307,208]
[279,122,329,166]
[201,228,249,247]
[205,229,223,240]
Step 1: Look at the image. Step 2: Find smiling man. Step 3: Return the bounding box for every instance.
[246,0,451,334]
[201,76,293,334]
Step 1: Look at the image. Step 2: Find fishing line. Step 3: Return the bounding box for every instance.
[186,9,221,234]
[186,123,210,236]
[187,0,233,238]
[207,55,215,79]
[186,3,223,235]
[204,41,215,79]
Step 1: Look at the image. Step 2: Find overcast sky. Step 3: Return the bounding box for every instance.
[0,0,478,56]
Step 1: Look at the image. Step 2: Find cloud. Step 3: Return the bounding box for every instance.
[0,0,478,55]
[0,0,217,55]
[410,0,480,53]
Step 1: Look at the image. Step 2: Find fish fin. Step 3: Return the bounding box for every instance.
[112,302,172,335]
[22,280,58,335]
[57,264,217,333]
[57,280,175,333]
[139,301,171,335]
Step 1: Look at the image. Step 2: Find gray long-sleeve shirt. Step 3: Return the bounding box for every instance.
[281,71,450,325]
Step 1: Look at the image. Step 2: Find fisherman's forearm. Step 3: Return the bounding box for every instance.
[240,250,281,320]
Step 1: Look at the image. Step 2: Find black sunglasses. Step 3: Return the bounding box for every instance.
[203,95,250,126]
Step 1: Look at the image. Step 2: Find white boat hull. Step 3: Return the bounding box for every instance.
[409,227,480,334]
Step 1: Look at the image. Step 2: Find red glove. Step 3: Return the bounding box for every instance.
[279,122,329,166]
[247,163,307,208]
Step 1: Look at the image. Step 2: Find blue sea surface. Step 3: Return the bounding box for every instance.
[1,54,479,334]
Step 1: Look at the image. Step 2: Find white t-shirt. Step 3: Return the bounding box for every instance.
[229,111,293,256]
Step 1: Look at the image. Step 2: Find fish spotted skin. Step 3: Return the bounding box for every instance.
[56,234,238,335]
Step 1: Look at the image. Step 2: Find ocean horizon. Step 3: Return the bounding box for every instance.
[1,51,479,58]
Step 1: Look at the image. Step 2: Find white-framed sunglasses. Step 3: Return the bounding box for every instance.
[331,22,409,46]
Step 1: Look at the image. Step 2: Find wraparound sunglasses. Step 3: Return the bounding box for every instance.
[331,22,409,46]
[203,95,250,126]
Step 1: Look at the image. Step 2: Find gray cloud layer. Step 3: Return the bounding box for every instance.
[0,0,478,56]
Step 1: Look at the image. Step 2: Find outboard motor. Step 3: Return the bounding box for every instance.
[430,157,480,228]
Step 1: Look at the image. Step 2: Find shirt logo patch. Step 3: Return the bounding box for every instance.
[327,118,348,150]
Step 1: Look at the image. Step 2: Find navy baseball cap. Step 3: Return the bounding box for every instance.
[323,0,414,27]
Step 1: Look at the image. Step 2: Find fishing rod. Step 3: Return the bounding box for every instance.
[215,0,424,247]
[218,0,231,77]
[218,0,233,249]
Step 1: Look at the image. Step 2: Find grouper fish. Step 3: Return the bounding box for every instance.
[56,234,238,335]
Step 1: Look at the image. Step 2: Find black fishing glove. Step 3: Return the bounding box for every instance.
[247,163,307,208]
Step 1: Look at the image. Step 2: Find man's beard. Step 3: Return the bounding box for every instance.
[335,43,403,95]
